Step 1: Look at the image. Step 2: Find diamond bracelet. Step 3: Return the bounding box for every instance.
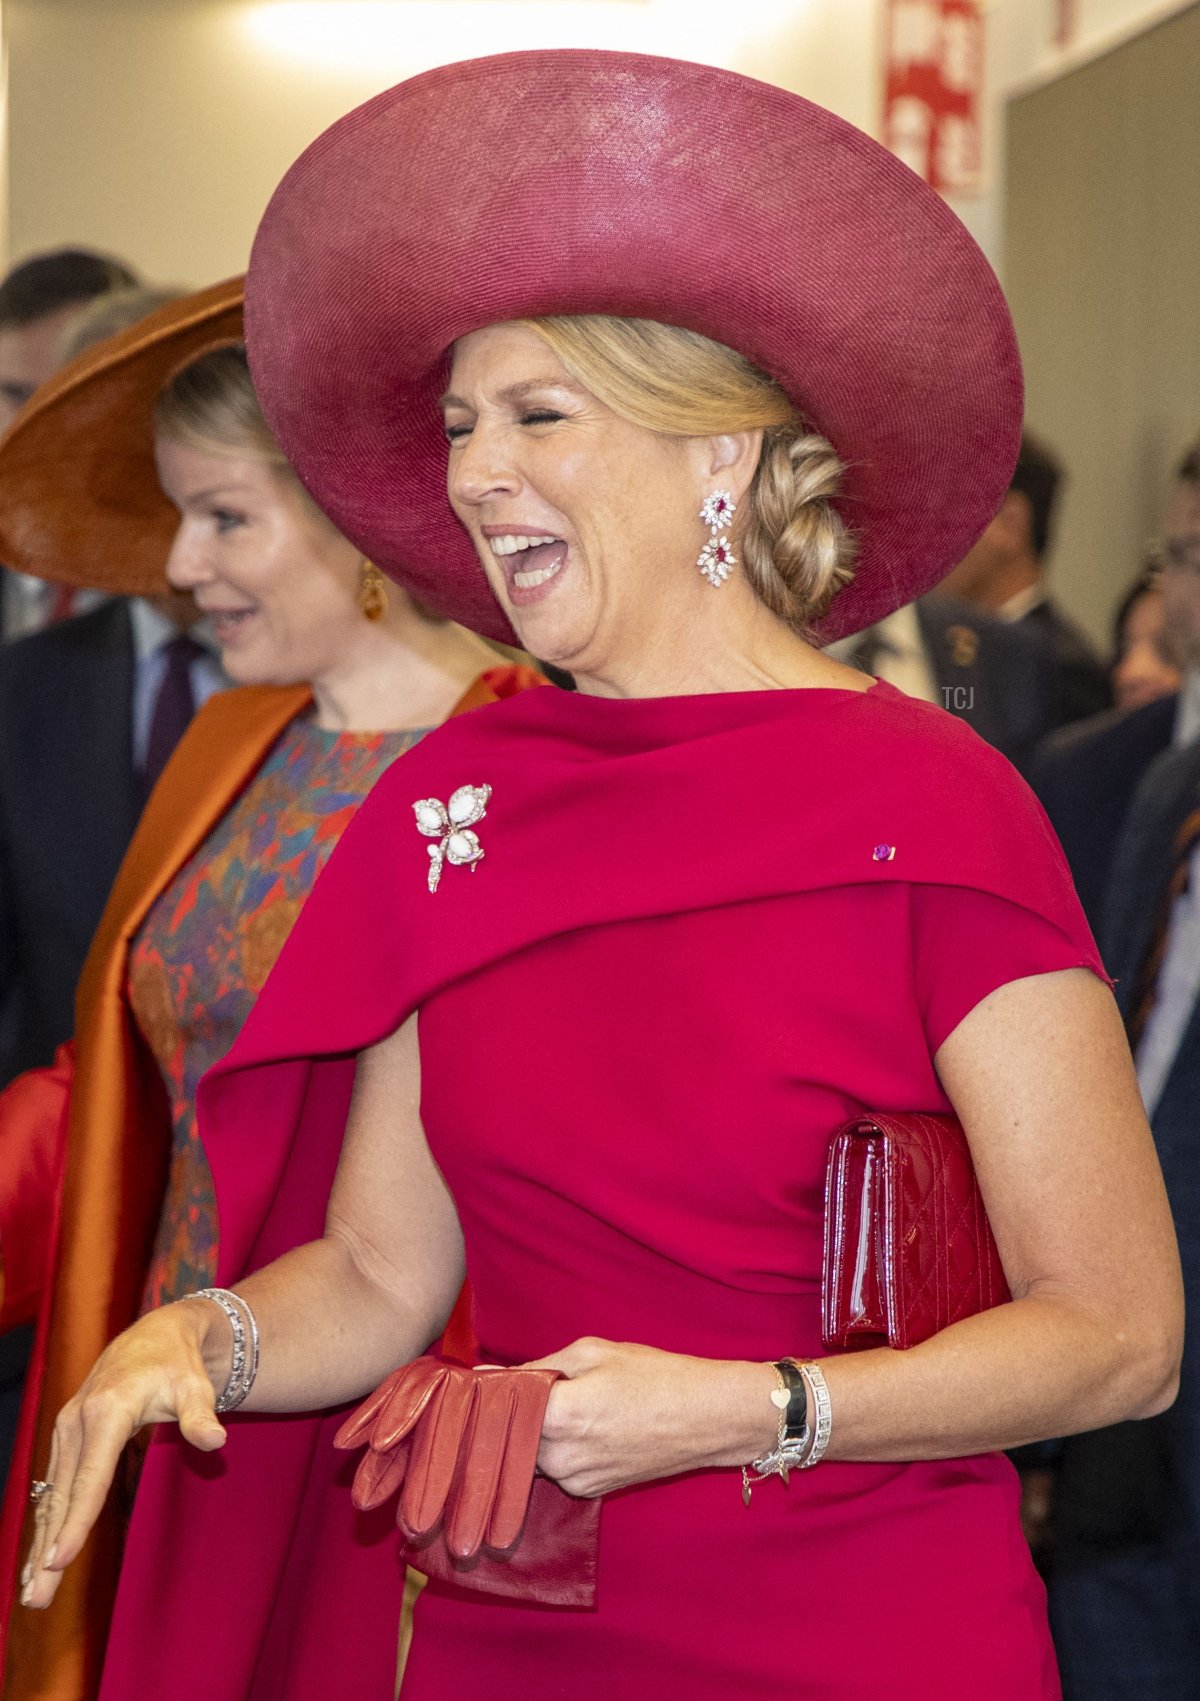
[796,1361,832,1468]
[180,1287,260,1413]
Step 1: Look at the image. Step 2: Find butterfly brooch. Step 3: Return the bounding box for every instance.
[412,784,492,893]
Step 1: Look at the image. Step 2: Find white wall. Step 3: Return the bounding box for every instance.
[3,0,879,286]
[970,0,1199,268]
[3,0,1192,285]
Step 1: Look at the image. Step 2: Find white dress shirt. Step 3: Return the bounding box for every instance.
[1172,667,1200,749]
[862,603,940,704]
[1,572,105,640]
[1134,666,1200,1116]
[997,584,1046,623]
[824,603,941,703]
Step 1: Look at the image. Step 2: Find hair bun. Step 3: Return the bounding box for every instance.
[742,427,858,633]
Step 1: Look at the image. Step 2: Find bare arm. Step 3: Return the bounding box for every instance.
[224,1011,465,1411]
[533,969,1183,1494]
[25,1011,462,1606]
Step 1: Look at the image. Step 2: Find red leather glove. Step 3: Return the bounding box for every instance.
[335,1357,600,1607]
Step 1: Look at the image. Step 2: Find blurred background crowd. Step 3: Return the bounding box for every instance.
[0,2,1197,1698]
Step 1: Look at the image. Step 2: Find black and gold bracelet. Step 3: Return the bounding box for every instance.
[741,1358,812,1505]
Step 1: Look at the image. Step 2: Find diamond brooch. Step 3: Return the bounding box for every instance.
[413,784,492,893]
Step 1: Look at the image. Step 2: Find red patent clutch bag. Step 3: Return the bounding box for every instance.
[822,1111,1010,1351]
[334,1357,600,1607]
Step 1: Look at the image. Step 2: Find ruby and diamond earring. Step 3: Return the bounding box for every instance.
[698,490,736,586]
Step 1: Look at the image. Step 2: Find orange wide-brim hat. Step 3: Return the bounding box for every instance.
[245,50,1023,645]
[0,276,244,595]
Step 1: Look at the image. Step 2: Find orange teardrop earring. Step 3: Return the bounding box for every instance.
[360,559,389,622]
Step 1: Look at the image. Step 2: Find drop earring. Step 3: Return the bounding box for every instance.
[697,490,737,586]
[360,559,389,622]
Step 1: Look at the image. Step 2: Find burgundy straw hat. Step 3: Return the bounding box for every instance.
[0,277,243,595]
[245,50,1022,644]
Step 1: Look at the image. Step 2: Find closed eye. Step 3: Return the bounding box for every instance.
[443,407,565,444]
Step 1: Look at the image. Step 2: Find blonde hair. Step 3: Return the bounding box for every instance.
[155,346,448,621]
[154,343,290,468]
[152,343,347,536]
[520,315,857,631]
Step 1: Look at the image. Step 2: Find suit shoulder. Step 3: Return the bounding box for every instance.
[1127,732,1200,814]
[0,599,129,680]
[1034,694,1175,779]
[1028,597,1104,657]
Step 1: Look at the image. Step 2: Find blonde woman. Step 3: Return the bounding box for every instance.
[26,60,1181,1701]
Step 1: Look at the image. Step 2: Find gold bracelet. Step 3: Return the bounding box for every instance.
[741,1360,808,1506]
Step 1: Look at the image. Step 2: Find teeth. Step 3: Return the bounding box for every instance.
[513,565,561,589]
[489,534,557,557]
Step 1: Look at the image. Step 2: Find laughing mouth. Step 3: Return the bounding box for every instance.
[488,533,568,592]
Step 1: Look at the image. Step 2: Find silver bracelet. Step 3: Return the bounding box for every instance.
[795,1361,832,1469]
[181,1287,260,1413]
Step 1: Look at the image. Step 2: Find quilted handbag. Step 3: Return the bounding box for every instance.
[822,1110,1011,1351]
[334,1356,600,1607]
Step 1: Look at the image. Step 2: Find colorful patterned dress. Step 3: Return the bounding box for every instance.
[129,716,426,1310]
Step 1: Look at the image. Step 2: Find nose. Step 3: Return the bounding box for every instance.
[448,419,521,509]
[163,518,215,591]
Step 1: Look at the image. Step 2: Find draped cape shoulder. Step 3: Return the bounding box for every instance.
[97,680,1104,1701]
[0,665,540,1701]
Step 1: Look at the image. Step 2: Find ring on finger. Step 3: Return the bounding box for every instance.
[28,1480,53,1504]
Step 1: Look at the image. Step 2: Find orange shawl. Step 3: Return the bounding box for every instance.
[0,665,539,1700]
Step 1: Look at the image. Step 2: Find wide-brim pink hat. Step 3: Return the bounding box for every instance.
[245,49,1022,645]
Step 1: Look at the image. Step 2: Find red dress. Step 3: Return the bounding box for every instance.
[100,681,1106,1700]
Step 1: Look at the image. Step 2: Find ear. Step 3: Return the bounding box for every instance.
[997,489,1034,554]
[689,431,763,507]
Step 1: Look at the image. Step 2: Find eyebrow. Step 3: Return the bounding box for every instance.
[438,376,585,411]
[182,485,253,503]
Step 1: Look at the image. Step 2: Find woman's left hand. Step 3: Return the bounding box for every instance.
[526,1337,776,1498]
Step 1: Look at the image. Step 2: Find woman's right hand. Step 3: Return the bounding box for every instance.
[21,1300,229,1610]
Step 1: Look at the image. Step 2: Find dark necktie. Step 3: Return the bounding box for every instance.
[49,582,78,622]
[1127,804,1200,1051]
[142,635,204,794]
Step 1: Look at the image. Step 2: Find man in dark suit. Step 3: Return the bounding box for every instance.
[1031,439,1200,934]
[1030,693,1176,934]
[836,591,1061,772]
[0,248,140,638]
[0,594,223,1086]
[0,590,221,1492]
[1048,734,1200,1701]
[937,432,1112,726]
